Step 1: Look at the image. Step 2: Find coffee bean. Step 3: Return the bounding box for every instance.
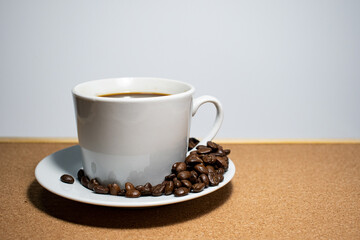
[142,182,153,195]
[125,182,135,191]
[77,169,84,181]
[172,162,181,173]
[207,141,218,150]
[208,172,220,186]
[165,173,176,181]
[218,174,224,183]
[135,185,145,192]
[144,182,152,189]
[175,162,187,173]
[80,176,90,188]
[188,138,200,150]
[189,151,198,156]
[94,185,109,194]
[60,174,74,184]
[152,184,165,196]
[118,189,126,196]
[224,149,231,155]
[181,180,192,188]
[202,154,216,165]
[197,146,212,154]
[194,164,209,175]
[173,178,182,188]
[174,187,189,197]
[192,182,205,193]
[215,157,228,170]
[185,154,203,165]
[216,168,225,175]
[165,181,174,195]
[189,170,198,183]
[199,174,209,187]
[177,171,191,180]
[196,145,207,149]
[88,179,100,190]
[125,189,141,198]
[109,183,121,195]
[215,146,225,156]
[206,165,215,173]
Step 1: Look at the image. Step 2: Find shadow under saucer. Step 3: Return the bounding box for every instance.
[27,179,233,229]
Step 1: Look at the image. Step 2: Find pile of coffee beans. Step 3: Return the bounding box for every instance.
[60,138,231,198]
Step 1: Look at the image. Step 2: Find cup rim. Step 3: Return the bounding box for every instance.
[72,77,195,102]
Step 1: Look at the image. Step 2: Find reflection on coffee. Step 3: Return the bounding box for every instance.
[98,92,170,98]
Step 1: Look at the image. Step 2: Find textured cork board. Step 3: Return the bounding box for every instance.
[0,142,359,239]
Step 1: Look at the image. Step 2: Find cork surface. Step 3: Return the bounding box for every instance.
[0,142,359,239]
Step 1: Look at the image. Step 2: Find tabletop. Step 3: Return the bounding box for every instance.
[0,141,359,239]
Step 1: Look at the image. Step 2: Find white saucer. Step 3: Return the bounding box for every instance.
[35,145,235,208]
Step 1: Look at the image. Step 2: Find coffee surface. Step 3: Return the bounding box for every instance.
[98,92,169,98]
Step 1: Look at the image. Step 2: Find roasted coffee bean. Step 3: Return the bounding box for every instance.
[80,176,90,188]
[142,182,153,195]
[185,154,203,165]
[197,146,212,154]
[94,185,109,194]
[224,149,231,155]
[216,168,225,175]
[215,146,225,156]
[125,189,141,198]
[135,185,145,193]
[174,187,189,197]
[181,180,192,188]
[192,182,205,193]
[152,184,165,196]
[173,178,182,188]
[189,137,200,144]
[165,173,176,181]
[175,162,187,173]
[172,162,182,173]
[194,164,209,175]
[60,174,74,184]
[215,157,228,170]
[109,183,121,195]
[144,182,152,189]
[207,141,218,150]
[217,174,224,183]
[189,170,198,183]
[77,169,84,181]
[125,182,135,191]
[165,181,174,195]
[118,189,126,196]
[196,145,207,149]
[88,179,100,190]
[208,172,220,186]
[188,137,200,150]
[177,170,191,180]
[206,165,215,173]
[202,154,216,165]
[199,174,209,187]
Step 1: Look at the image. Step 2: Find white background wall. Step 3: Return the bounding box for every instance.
[1,0,359,139]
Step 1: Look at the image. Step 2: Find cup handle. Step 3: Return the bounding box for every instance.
[189,95,224,151]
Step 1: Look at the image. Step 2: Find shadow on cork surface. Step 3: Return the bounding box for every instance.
[27,179,233,229]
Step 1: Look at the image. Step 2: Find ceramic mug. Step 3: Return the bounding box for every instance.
[72,77,223,187]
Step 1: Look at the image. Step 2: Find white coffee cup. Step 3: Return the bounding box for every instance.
[72,77,223,187]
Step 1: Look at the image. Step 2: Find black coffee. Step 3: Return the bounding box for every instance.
[98,92,169,98]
